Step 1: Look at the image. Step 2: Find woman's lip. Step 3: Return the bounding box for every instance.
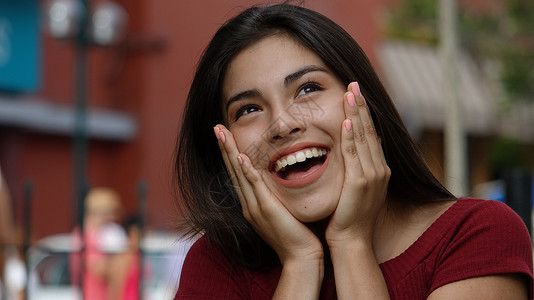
[271,152,330,188]
[269,142,329,166]
[269,142,330,189]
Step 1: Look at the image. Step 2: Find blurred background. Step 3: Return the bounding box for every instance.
[0,0,533,299]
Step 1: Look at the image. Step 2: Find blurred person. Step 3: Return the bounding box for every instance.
[0,163,14,276]
[0,163,13,299]
[0,165,25,300]
[173,3,533,299]
[71,187,127,300]
[108,215,142,300]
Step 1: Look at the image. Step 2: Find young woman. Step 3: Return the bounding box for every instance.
[173,3,533,299]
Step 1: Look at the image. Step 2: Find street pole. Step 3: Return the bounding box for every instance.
[73,1,89,298]
[45,1,128,297]
[73,0,89,233]
[440,0,468,197]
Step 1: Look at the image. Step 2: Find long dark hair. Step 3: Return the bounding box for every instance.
[174,3,454,269]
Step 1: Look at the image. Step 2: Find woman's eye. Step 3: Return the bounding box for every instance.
[296,82,322,97]
[234,105,261,120]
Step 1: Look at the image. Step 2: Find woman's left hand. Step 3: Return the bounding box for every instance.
[325,82,391,247]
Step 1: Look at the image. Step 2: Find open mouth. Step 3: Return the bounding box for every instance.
[271,147,328,180]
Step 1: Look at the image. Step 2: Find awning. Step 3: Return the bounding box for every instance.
[377,40,497,136]
[498,100,534,142]
[0,95,137,141]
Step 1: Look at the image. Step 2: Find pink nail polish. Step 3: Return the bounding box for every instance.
[213,127,220,139]
[237,155,243,165]
[219,131,226,143]
[352,82,361,97]
[347,93,356,106]
[344,119,352,131]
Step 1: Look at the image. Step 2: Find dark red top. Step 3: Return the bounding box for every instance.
[175,198,533,299]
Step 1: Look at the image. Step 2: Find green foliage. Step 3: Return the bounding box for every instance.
[384,0,438,44]
[384,0,534,102]
[488,138,534,173]
[501,49,534,100]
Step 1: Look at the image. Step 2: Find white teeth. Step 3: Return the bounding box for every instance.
[273,147,328,172]
[276,160,284,171]
[287,155,297,165]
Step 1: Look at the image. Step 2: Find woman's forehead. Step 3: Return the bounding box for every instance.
[222,35,326,95]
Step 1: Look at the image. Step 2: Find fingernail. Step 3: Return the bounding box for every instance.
[352,82,361,96]
[347,93,356,106]
[219,131,226,143]
[344,119,352,131]
[213,127,220,140]
[237,155,243,165]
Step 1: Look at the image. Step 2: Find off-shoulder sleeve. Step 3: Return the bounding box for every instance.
[174,236,248,299]
[430,199,533,296]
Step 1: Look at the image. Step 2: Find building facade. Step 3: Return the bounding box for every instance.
[0,0,384,239]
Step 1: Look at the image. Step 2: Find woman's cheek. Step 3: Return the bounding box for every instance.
[233,129,270,169]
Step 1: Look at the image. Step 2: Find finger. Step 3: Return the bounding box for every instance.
[239,153,287,216]
[343,88,375,176]
[239,154,307,242]
[217,126,268,221]
[239,154,275,213]
[349,83,388,168]
[214,126,248,210]
[214,126,241,195]
[340,115,363,181]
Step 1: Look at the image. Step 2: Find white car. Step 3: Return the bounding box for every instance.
[26,231,193,300]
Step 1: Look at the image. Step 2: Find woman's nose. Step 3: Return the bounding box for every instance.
[268,105,306,142]
[270,127,301,141]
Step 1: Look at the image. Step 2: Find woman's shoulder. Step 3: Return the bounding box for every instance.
[183,235,235,269]
[176,236,251,298]
[177,235,281,299]
[390,197,532,266]
[426,198,534,295]
[427,197,532,274]
[445,197,527,228]
[418,197,531,242]
[381,197,533,296]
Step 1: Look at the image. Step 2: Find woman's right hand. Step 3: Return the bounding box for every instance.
[213,125,323,266]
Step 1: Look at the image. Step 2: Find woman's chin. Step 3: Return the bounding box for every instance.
[291,205,337,224]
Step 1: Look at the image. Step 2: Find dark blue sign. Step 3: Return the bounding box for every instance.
[0,0,40,92]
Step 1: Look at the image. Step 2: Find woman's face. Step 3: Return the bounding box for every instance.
[222,35,347,223]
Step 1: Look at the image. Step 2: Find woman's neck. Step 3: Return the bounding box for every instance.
[305,200,402,279]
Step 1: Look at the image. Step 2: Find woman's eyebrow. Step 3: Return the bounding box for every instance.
[225,89,261,112]
[284,65,328,87]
